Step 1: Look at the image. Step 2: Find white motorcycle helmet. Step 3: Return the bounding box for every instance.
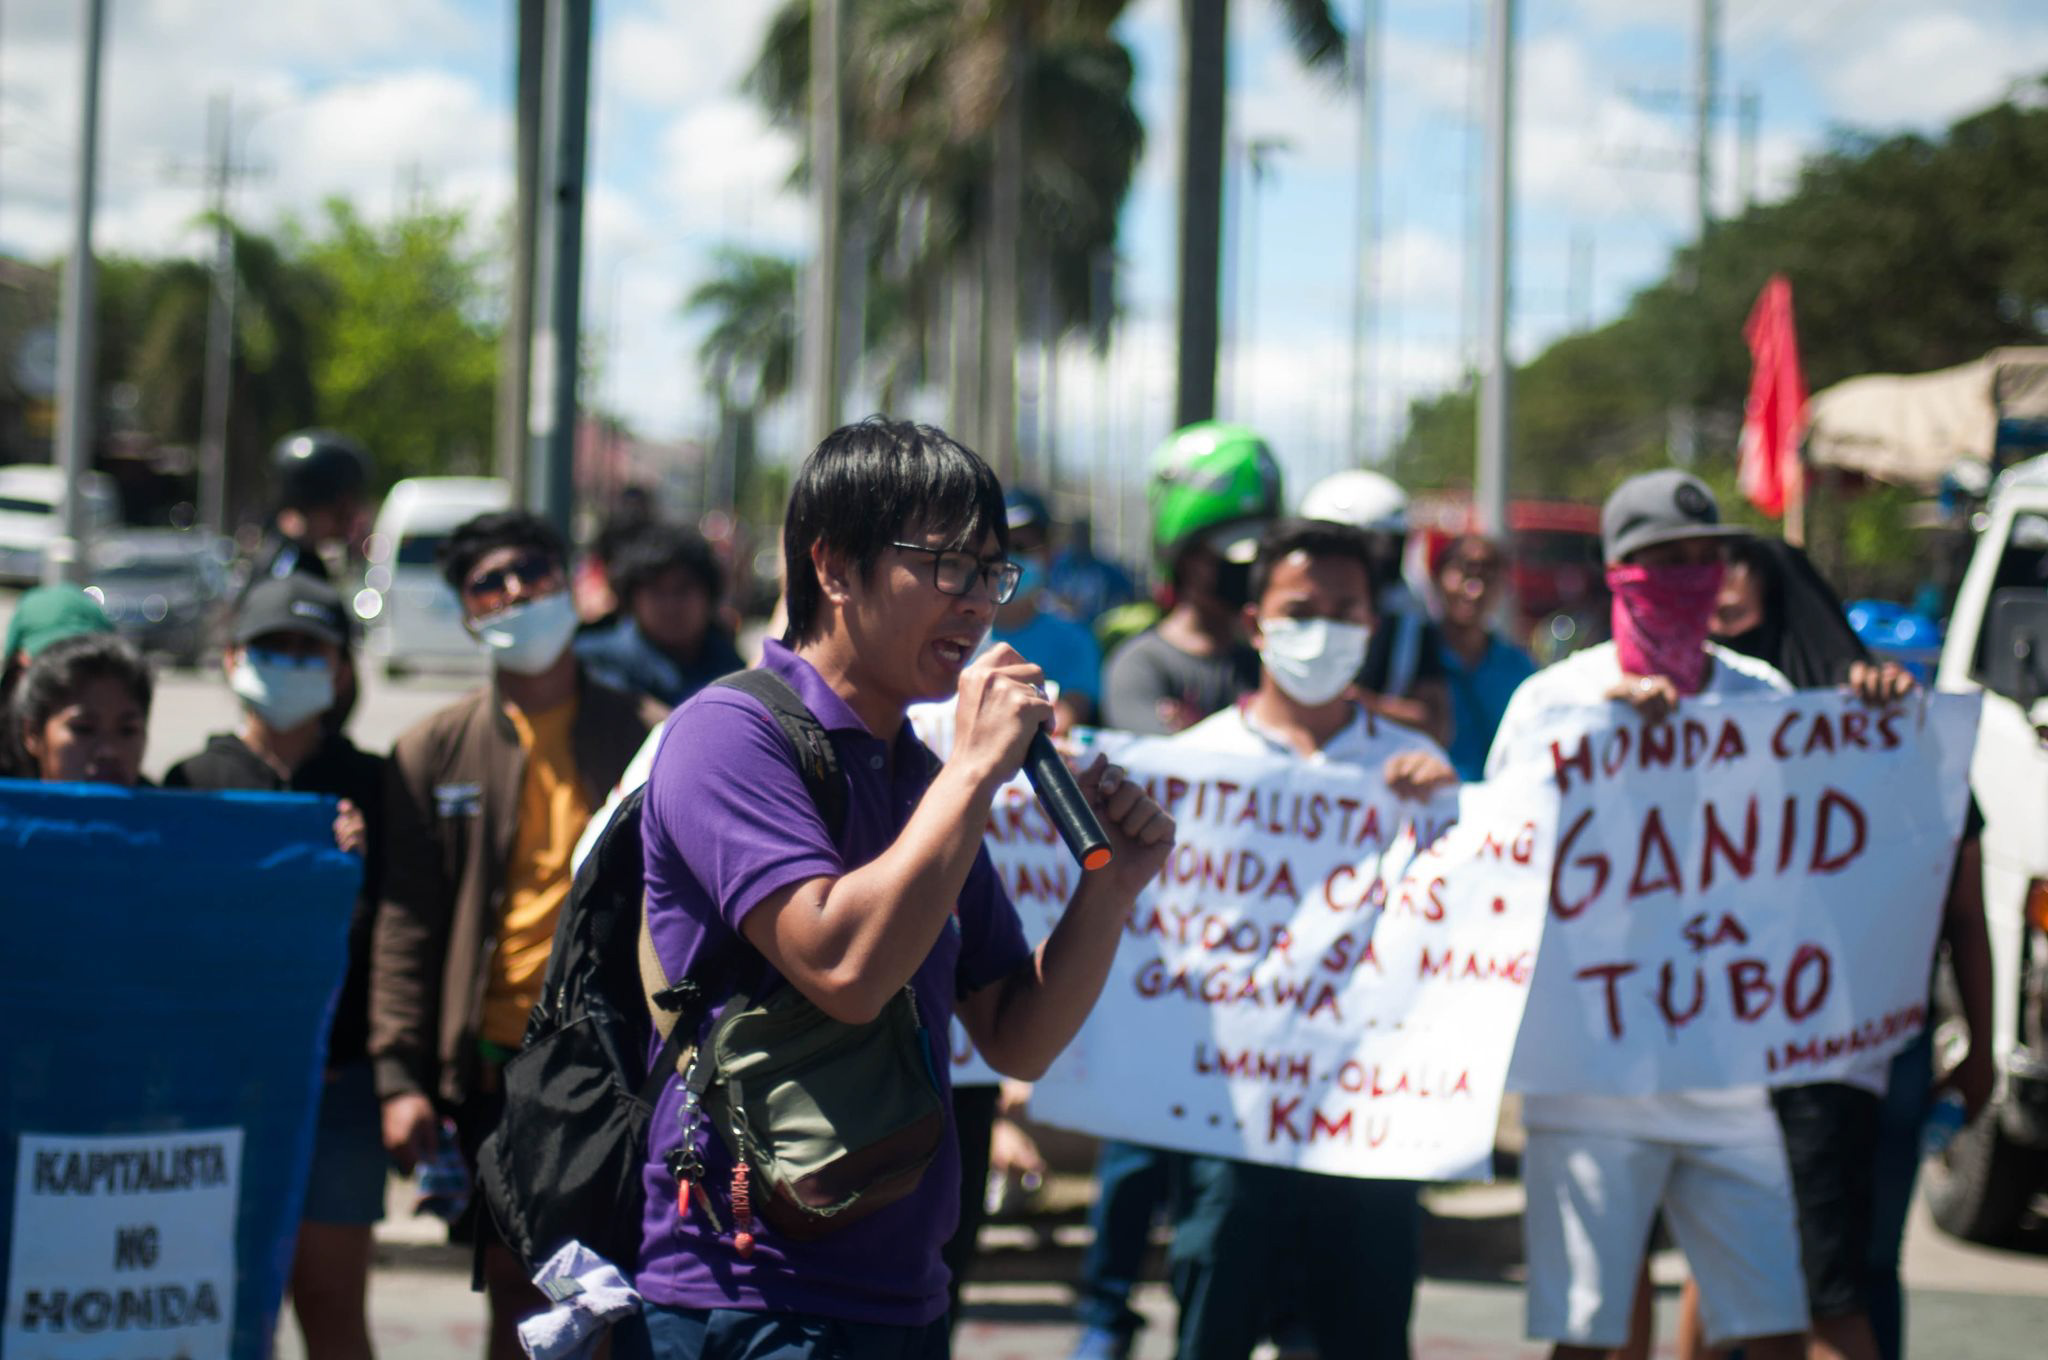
[1298,469,1409,536]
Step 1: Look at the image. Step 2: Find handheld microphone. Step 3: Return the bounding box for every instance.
[1023,730,1113,872]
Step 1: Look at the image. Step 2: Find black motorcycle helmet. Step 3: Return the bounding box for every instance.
[272,429,372,512]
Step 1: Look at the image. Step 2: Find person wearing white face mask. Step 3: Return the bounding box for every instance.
[1165,519,1458,1360]
[165,573,387,1360]
[368,510,666,1360]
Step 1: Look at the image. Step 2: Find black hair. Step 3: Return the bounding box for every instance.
[10,633,153,766]
[1250,518,1378,605]
[593,491,657,569]
[437,510,569,595]
[612,524,722,607]
[782,417,1008,644]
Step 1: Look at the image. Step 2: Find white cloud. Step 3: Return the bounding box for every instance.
[0,0,503,260]
[655,98,805,249]
[1378,225,1464,307]
[1818,7,2048,128]
[599,0,784,112]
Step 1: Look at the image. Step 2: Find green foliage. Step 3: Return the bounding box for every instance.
[1392,80,2048,592]
[749,0,1145,365]
[91,197,501,516]
[293,198,500,485]
[685,248,800,407]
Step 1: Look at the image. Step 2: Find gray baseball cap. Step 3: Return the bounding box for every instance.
[1601,469,1749,564]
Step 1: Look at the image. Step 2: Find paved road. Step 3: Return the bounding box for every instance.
[271,1181,2047,1360]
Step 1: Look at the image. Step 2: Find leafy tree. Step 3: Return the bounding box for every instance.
[1394,79,2048,589]
[751,0,1143,463]
[293,197,501,487]
[92,225,325,524]
[684,248,800,519]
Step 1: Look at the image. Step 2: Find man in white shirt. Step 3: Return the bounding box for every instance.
[1487,470,1805,1360]
[1169,518,1457,1360]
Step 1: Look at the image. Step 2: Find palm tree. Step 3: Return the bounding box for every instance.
[1175,0,1346,427]
[120,220,323,525]
[751,0,1143,473]
[683,248,800,516]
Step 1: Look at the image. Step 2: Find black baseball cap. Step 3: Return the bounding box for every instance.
[234,574,349,648]
[1601,469,1750,564]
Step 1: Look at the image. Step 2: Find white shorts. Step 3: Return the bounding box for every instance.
[1523,1129,1809,1348]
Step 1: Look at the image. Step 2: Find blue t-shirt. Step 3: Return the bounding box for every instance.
[993,608,1103,707]
[1441,634,1537,781]
[636,641,1031,1324]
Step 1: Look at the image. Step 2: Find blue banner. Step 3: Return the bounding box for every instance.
[0,780,360,1360]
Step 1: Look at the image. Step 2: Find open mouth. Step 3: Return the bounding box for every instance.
[932,638,973,668]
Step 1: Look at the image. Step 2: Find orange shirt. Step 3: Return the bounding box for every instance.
[481,697,592,1049]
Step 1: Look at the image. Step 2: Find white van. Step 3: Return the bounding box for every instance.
[1925,456,2048,1243]
[353,476,511,679]
[0,464,122,585]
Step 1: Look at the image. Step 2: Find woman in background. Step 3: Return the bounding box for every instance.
[10,631,150,787]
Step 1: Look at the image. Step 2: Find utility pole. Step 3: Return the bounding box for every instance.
[498,0,544,500]
[49,0,105,586]
[1475,0,1514,542]
[1568,227,1594,332]
[1347,0,1381,468]
[1737,84,1761,210]
[526,0,592,536]
[1174,0,1229,428]
[197,93,236,540]
[1237,138,1287,432]
[803,0,845,449]
[1694,0,1719,246]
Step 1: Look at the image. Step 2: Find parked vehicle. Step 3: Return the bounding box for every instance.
[86,530,232,667]
[0,464,121,585]
[1927,454,2048,1243]
[353,476,511,680]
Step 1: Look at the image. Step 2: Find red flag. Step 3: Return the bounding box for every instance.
[1738,275,1808,518]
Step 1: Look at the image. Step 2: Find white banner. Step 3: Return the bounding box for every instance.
[951,777,1078,1086]
[1503,691,1979,1095]
[1024,741,1553,1181]
[5,1128,243,1360]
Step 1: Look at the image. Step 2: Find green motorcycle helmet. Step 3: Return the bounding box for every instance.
[1148,421,1284,570]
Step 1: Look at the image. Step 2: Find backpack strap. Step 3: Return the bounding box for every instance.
[639,668,847,1073]
[710,668,847,840]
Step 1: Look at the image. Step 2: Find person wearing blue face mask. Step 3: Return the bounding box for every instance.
[165,573,388,1360]
[992,489,1102,730]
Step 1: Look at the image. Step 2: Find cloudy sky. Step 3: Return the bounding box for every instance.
[3,0,2045,548]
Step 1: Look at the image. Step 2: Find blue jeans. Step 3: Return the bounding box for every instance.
[1866,1027,1934,1360]
[1073,1141,1179,1338]
[613,1304,950,1360]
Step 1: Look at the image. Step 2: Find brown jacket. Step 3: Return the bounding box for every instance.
[368,668,665,1106]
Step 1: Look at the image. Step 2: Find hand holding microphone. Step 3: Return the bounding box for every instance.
[1023,729,1113,871]
[956,646,1173,878]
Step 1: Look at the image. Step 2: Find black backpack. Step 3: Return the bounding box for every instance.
[475,669,846,1272]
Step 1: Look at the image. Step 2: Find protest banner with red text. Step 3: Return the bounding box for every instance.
[1024,741,1554,1181]
[1503,691,1979,1095]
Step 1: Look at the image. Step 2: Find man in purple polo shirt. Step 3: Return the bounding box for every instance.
[619,418,1175,1360]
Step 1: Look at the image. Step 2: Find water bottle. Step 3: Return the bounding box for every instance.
[1921,1091,1968,1160]
[414,1119,470,1222]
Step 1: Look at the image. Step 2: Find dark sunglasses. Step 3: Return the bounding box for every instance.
[890,542,1023,604]
[464,552,559,600]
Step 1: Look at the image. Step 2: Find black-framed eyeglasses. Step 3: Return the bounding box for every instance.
[890,542,1022,604]
[463,552,559,602]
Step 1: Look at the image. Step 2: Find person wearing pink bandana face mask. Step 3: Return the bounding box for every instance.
[1486,470,1810,1360]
